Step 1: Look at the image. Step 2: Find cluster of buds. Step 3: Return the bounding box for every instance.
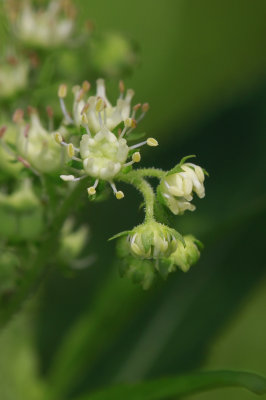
[7,0,76,48]
[56,79,158,199]
[0,49,29,99]
[159,161,206,215]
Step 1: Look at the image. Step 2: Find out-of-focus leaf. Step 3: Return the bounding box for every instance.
[74,371,266,400]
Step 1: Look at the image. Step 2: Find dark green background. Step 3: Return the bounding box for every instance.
[0,1,266,399]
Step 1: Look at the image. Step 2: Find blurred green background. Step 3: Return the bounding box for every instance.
[0,0,266,399]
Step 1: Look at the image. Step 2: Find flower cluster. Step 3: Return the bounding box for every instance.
[56,79,158,198]
[7,0,76,48]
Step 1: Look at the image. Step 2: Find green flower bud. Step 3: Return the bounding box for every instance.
[90,32,138,78]
[0,180,43,241]
[127,221,182,260]
[159,162,206,215]
[169,235,201,272]
[119,256,156,290]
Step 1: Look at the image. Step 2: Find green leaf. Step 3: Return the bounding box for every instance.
[108,230,131,241]
[166,155,196,176]
[75,370,266,400]
[80,125,88,136]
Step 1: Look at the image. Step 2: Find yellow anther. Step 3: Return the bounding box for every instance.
[81,113,88,124]
[96,97,105,112]
[54,132,63,144]
[116,191,124,200]
[58,84,67,98]
[125,117,137,128]
[67,143,75,158]
[147,138,158,147]
[87,187,96,195]
[132,152,141,162]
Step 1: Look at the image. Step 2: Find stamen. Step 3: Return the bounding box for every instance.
[123,152,141,167]
[132,151,141,162]
[110,182,124,199]
[131,103,141,119]
[87,179,99,195]
[58,84,73,124]
[54,132,63,144]
[67,143,75,158]
[119,80,125,99]
[136,103,149,124]
[60,175,75,181]
[129,137,158,150]
[120,118,136,138]
[81,114,91,137]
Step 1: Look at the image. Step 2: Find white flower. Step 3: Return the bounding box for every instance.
[72,79,135,134]
[0,51,29,98]
[80,127,129,180]
[57,79,158,199]
[9,1,74,48]
[15,110,65,173]
[161,163,206,215]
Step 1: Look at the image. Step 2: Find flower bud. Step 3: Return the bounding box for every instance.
[89,32,138,78]
[159,162,206,215]
[169,235,201,272]
[127,221,181,260]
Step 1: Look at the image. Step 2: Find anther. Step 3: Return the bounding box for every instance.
[147,138,158,147]
[58,84,67,98]
[54,132,63,144]
[67,143,75,158]
[132,152,141,162]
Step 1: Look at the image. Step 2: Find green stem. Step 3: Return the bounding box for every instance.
[0,178,89,329]
[134,168,166,179]
[116,171,156,222]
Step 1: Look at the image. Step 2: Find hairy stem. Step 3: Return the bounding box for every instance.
[134,168,166,179]
[116,171,155,222]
